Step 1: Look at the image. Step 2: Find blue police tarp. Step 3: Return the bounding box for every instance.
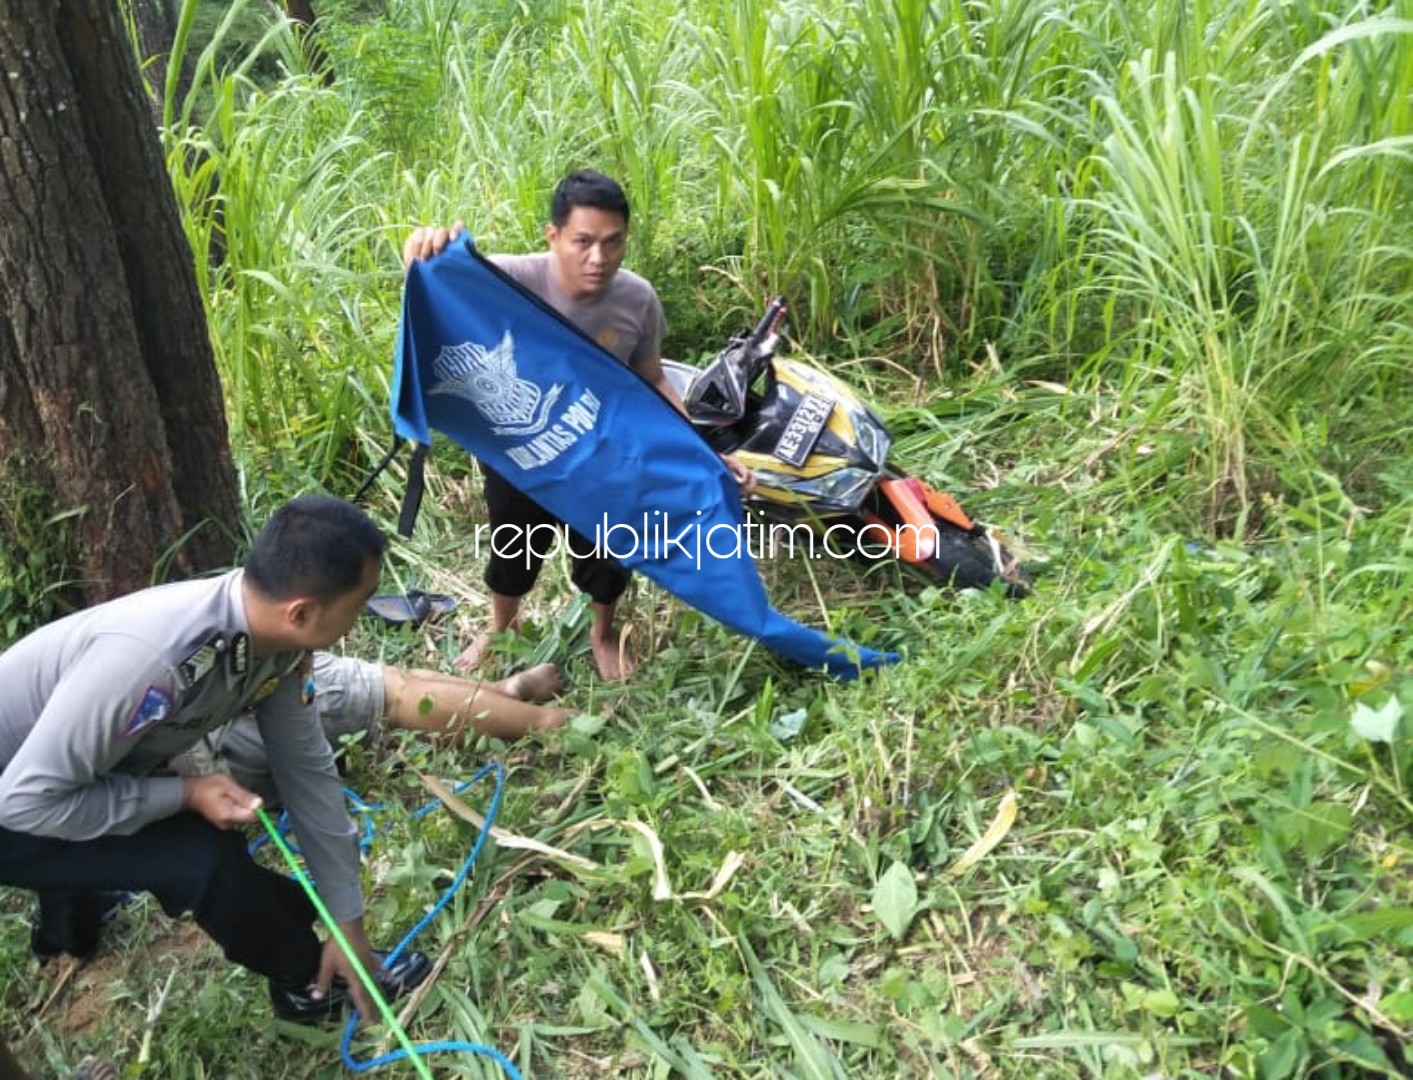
[391,238,895,678]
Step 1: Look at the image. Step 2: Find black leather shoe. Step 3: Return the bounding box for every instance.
[31,891,133,964]
[364,948,433,999]
[270,948,432,1025]
[269,979,350,1024]
[72,1056,121,1080]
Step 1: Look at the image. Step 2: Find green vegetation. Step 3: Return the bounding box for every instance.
[3,0,1410,1076]
[0,453,85,638]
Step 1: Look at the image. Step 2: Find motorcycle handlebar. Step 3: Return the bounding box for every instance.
[683,295,789,425]
[745,295,788,355]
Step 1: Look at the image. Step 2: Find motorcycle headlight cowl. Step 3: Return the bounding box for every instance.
[850,406,891,471]
[752,465,878,515]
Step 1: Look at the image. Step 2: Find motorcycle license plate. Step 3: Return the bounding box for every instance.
[773,392,833,466]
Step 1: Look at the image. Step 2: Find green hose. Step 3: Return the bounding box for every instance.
[256,808,436,1080]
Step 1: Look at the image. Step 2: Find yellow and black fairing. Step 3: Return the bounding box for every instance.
[662,332,1031,594]
[664,295,889,516]
[727,358,892,517]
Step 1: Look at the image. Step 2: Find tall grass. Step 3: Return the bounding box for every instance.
[150,0,1412,708]
[152,0,1412,523]
[1009,5,1412,526]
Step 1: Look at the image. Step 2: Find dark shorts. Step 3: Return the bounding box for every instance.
[481,465,630,605]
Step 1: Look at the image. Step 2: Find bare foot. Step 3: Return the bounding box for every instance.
[497,662,564,703]
[590,634,636,682]
[530,706,576,732]
[454,631,497,672]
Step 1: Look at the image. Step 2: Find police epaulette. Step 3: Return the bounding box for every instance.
[176,634,226,690]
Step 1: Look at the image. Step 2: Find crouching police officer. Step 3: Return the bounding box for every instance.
[0,495,429,1025]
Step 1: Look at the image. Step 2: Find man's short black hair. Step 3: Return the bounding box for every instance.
[244,495,384,602]
[551,169,630,227]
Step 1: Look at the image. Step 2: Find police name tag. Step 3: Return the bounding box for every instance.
[773,392,833,467]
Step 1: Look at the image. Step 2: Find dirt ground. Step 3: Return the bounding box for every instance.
[27,909,216,1038]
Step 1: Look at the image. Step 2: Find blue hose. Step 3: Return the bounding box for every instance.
[258,760,523,1078]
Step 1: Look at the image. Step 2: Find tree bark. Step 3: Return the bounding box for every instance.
[283,0,319,23]
[125,0,191,122]
[0,0,239,604]
[280,0,334,84]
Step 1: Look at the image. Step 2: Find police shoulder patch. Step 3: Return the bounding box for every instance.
[299,654,316,706]
[122,686,174,738]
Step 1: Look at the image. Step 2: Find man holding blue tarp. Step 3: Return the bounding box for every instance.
[404,170,754,681]
[397,171,893,680]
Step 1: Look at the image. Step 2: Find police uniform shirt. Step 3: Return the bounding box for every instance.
[0,569,364,923]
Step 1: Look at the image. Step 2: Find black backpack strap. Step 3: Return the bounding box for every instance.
[351,435,430,538]
[398,442,430,538]
[353,435,405,505]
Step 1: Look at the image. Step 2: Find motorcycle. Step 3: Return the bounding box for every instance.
[661,297,1030,595]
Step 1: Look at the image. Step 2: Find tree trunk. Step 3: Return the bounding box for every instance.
[283,0,319,23]
[0,0,239,605]
[280,0,334,84]
[120,0,224,267]
[125,0,191,122]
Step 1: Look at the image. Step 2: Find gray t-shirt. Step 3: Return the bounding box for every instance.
[492,252,667,373]
[0,570,364,922]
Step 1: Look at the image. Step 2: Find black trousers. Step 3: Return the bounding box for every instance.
[0,812,320,987]
[481,465,631,605]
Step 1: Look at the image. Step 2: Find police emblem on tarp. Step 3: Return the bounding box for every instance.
[391,238,897,679]
[429,331,564,436]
